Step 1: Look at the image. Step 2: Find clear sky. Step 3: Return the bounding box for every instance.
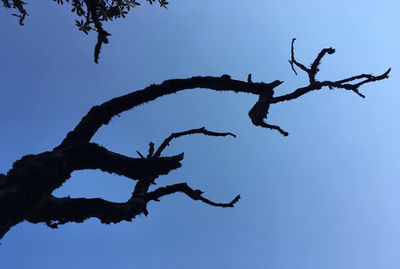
[1,0,400,268]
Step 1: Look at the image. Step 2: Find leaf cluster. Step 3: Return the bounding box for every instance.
[2,0,169,62]
[55,0,167,34]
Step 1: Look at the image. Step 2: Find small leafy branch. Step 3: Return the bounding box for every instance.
[2,0,169,63]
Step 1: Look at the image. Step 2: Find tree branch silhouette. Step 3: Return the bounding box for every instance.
[0,40,390,240]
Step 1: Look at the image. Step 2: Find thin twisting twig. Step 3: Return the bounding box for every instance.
[147,142,155,158]
[289,38,309,76]
[153,127,236,157]
[136,151,145,159]
[147,183,241,208]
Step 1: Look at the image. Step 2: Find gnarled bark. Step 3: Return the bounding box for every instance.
[0,40,390,240]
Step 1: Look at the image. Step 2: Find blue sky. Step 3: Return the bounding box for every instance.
[1,0,400,268]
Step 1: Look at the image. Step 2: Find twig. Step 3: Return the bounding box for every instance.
[154,127,236,157]
[147,183,240,208]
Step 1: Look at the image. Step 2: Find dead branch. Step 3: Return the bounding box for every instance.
[0,39,390,239]
[147,183,241,208]
[153,127,236,157]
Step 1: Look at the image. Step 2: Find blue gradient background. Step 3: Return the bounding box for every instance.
[1,0,400,268]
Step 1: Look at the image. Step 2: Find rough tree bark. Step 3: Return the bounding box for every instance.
[0,39,390,240]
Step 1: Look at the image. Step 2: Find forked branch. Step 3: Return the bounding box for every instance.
[26,181,240,229]
[0,39,390,239]
[272,38,390,103]
[56,40,389,150]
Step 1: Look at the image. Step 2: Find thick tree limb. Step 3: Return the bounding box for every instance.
[248,89,289,136]
[61,142,184,179]
[57,41,389,149]
[56,77,281,149]
[0,143,183,239]
[26,181,240,228]
[26,195,145,228]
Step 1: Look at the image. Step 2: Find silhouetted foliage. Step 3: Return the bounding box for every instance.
[2,0,168,62]
[0,39,390,240]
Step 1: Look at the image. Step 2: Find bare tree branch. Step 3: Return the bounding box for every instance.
[147,183,241,208]
[153,127,236,157]
[309,47,336,82]
[0,142,183,238]
[26,195,145,228]
[56,76,281,149]
[248,89,289,136]
[272,39,390,104]
[271,68,391,104]
[127,127,237,209]
[56,40,389,151]
[136,150,145,158]
[0,39,390,239]
[26,181,240,228]
[147,142,155,158]
[289,38,308,75]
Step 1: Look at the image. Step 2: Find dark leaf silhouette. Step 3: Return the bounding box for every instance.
[2,0,169,63]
